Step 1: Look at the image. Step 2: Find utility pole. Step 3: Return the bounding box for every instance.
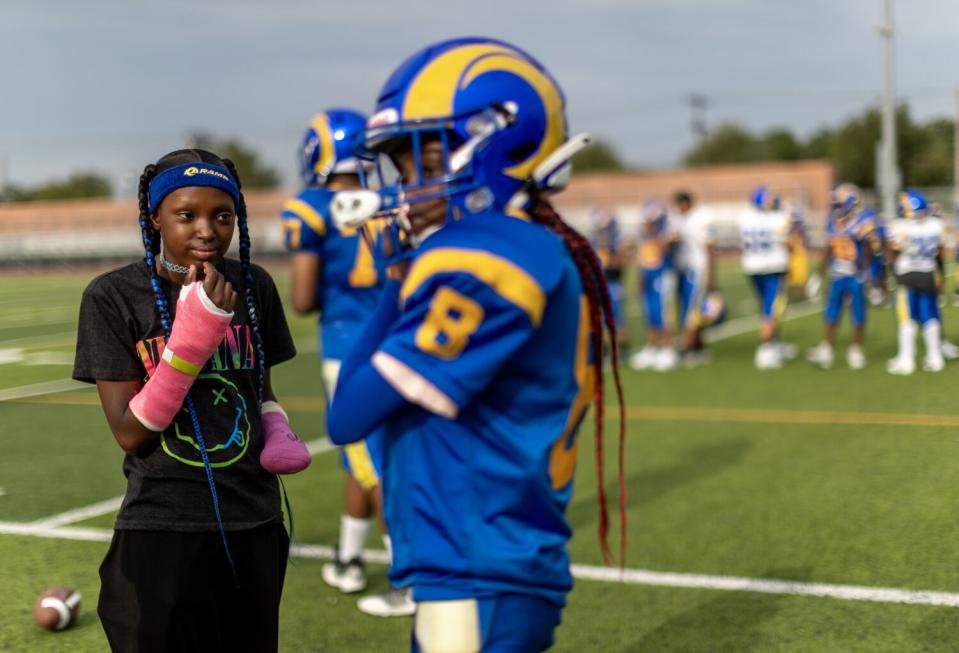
[954,87,959,210]
[688,94,709,141]
[878,0,899,218]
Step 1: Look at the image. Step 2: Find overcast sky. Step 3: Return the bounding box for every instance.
[1,0,956,192]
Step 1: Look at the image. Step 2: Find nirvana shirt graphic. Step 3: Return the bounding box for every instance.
[137,325,257,468]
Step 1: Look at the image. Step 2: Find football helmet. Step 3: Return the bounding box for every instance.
[750,186,779,211]
[298,109,368,187]
[897,189,928,219]
[354,37,574,221]
[830,183,863,220]
[699,291,727,328]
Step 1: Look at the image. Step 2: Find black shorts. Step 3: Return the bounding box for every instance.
[97,523,289,653]
[897,271,938,293]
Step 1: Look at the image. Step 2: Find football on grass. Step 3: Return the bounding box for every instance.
[33,586,81,631]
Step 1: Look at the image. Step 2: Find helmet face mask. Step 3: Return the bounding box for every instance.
[830,183,863,222]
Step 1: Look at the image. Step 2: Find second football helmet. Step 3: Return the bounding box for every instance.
[298,109,368,187]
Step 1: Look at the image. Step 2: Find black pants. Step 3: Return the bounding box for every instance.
[98,524,289,653]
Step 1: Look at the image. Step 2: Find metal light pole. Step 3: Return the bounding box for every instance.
[878,0,899,218]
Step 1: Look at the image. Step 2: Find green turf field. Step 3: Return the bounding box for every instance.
[3,262,959,651]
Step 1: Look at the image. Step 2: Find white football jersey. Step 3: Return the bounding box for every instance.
[890,217,943,276]
[737,208,790,275]
[672,206,715,274]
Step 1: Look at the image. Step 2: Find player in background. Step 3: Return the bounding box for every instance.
[886,190,945,374]
[784,200,811,301]
[629,199,678,371]
[807,183,879,370]
[326,36,626,652]
[867,213,891,307]
[737,186,797,369]
[589,207,630,358]
[671,190,717,366]
[280,110,414,617]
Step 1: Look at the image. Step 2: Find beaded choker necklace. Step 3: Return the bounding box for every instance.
[158,253,190,275]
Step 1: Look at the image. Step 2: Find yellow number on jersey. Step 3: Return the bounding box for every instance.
[282,218,302,250]
[832,235,856,261]
[549,296,595,490]
[344,219,388,288]
[415,286,484,360]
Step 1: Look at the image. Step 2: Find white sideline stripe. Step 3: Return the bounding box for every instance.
[1,523,958,609]
[21,438,336,529]
[29,497,124,529]
[705,301,820,343]
[0,378,86,402]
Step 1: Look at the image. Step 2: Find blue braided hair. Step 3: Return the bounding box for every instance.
[220,158,266,410]
[137,148,260,580]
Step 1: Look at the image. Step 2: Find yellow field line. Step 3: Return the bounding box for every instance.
[14,392,959,428]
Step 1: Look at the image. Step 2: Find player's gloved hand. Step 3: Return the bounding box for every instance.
[129,267,235,432]
[260,402,311,474]
[806,273,822,299]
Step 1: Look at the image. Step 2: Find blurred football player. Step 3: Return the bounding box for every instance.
[629,199,678,371]
[589,207,630,357]
[326,37,626,652]
[868,214,890,307]
[886,190,945,374]
[737,186,797,369]
[807,183,879,370]
[280,109,414,616]
[785,200,811,301]
[672,190,717,366]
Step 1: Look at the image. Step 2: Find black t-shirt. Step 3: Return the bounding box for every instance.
[73,259,297,532]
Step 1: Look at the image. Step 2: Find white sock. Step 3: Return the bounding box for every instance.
[923,320,942,361]
[339,514,372,562]
[382,534,393,564]
[898,320,917,362]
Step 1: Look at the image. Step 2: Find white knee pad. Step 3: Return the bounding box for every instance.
[414,599,481,653]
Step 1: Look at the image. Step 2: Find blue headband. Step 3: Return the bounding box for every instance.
[147,162,241,215]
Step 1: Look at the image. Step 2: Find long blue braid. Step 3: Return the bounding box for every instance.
[137,161,238,582]
[221,159,297,546]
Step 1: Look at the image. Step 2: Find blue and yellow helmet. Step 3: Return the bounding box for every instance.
[897,189,928,219]
[298,109,368,187]
[751,186,779,211]
[358,37,568,217]
[830,182,863,220]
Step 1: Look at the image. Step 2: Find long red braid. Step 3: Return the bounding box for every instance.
[530,197,628,567]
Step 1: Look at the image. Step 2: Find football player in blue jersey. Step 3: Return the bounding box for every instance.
[868,213,890,307]
[589,207,630,358]
[280,109,414,617]
[806,183,880,370]
[629,199,679,371]
[325,37,626,652]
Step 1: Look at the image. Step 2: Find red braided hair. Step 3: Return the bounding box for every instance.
[530,197,627,566]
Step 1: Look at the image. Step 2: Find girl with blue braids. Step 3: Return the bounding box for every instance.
[72,149,303,652]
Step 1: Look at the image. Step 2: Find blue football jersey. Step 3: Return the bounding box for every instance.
[827,210,877,279]
[372,211,593,607]
[280,187,387,359]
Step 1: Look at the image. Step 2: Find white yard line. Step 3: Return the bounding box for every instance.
[0,378,86,402]
[705,301,820,343]
[1,519,958,608]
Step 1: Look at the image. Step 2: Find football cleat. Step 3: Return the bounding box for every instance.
[653,347,679,372]
[886,356,916,376]
[628,346,657,371]
[321,549,367,594]
[846,346,867,370]
[755,343,783,370]
[941,340,959,360]
[357,587,416,618]
[923,354,945,373]
[806,342,834,369]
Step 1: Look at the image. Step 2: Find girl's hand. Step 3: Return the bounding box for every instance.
[185,263,237,313]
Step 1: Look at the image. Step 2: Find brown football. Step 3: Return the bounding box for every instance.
[33,586,81,631]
